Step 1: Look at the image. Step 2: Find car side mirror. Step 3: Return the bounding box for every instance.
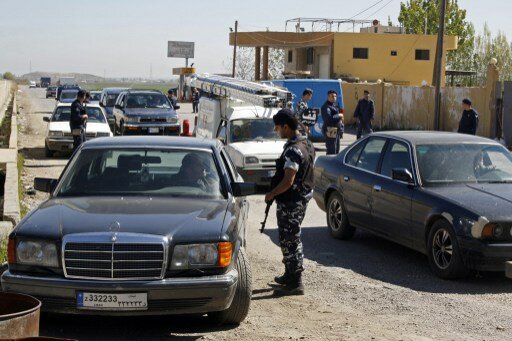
[114,104,122,109]
[174,105,180,110]
[34,177,58,193]
[231,182,257,197]
[392,168,414,184]
[99,102,105,107]
[43,116,50,122]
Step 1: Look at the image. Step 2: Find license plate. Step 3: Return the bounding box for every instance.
[149,127,160,134]
[77,292,148,311]
[268,170,276,177]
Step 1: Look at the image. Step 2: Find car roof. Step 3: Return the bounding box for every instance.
[370,131,499,146]
[90,90,102,94]
[61,89,78,93]
[102,87,129,93]
[123,89,163,94]
[56,103,103,109]
[82,136,221,150]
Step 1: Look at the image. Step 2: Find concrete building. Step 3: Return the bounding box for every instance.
[229,22,458,86]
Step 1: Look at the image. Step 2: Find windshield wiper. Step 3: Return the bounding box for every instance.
[479,180,512,184]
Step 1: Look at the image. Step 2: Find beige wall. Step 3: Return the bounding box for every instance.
[0,80,13,113]
[340,64,498,138]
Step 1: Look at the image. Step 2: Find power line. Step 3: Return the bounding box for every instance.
[343,0,395,32]
[347,0,387,20]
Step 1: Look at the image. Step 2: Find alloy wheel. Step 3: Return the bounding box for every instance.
[328,199,343,232]
[432,229,453,270]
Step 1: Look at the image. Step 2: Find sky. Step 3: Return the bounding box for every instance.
[1,0,511,79]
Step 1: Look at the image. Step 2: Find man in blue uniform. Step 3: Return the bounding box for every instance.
[354,90,375,139]
[458,98,479,135]
[265,109,315,296]
[321,90,344,155]
[69,90,88,152]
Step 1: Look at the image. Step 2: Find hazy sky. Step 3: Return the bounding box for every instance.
[1,0,510,78]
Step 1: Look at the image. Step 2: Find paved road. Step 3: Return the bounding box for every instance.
[16,87,512,340]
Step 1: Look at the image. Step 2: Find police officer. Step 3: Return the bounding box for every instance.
[458,98,479,135]
[70,90,88,152]
[321,90,344,155]
[295,88,315,134]
[265,108,315,296]
[354,90,375,139]
[192,88,200,113]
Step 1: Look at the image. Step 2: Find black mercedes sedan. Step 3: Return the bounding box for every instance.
[2,137,255,324]
[313,131,512,279]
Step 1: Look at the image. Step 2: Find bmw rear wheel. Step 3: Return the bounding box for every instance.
[427,220,469,279]
[326,192,355,240]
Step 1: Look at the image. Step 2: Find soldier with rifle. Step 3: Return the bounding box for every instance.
[264,108,315,296]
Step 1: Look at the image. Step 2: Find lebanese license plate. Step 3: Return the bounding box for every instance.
[268,170,276,177]
[149,127,160,134]
[77,292,148,311]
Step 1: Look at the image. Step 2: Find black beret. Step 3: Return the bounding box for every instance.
[273,108,295,126]
[462,98,472,105]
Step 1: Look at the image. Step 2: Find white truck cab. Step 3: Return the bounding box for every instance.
[195,97,285,186]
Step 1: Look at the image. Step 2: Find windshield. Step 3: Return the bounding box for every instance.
[229,119,280,143]
[105,94,120,106]
[126,94,171,109]
[57,149,224,198]
[416,144,512,185]
[52,107,106,123]
[61,91,78,100]
[90,92,101,101]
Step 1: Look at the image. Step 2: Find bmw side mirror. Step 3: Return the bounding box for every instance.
[34,177,58,193]
[231,182,257,197]
[392,168,414,184]
[43,116,50,122]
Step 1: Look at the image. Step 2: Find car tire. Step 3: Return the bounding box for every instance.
[326,192,355,240]
[208,248,252,325]
[427,219,469,279]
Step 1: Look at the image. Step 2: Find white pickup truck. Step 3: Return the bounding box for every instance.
[195,97,285,186]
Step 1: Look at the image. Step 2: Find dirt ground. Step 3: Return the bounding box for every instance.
[15,87,512,340]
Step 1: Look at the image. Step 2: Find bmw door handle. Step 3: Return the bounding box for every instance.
[373,185,382,192]
[343,176,350,182]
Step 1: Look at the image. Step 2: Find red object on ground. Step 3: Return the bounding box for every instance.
[180,119,192,137]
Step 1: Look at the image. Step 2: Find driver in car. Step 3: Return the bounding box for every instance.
[171,153,218,192]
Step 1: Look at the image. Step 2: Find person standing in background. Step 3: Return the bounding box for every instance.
[354,90,375,139]
[192,88,200,113]
[458,98,479,135]
[321,90,344,155]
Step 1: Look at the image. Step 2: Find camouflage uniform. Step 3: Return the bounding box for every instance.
[273,134,315,274]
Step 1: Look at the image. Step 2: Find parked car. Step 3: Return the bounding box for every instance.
[46,86,57,98]
[113,90,180,135]
[2,136,255,324]
[58,89,79,104]
[56,84,80,101]
[99,88,128,132]
[29,81,37,88]
[88,91,101,104]
[313,131,512,279]
[43,103,112,156]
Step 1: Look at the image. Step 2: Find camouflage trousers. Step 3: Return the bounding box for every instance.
[276,199,309,274]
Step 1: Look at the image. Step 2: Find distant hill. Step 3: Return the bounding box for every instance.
[20,72,105,83]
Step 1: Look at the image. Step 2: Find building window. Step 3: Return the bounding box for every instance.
[288,50,293,63]
[415,49,430,60]
[391,50,398,56]
[306,48,314,65]
[353,48,369,59]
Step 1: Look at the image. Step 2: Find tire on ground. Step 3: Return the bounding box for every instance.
[326,191,355,240]
[427,219,469,279]
[208,248,252,325]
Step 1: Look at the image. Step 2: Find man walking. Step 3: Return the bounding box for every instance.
[354,90,375,139]
[192,88,200,113]
[321,90,344,155]
[265,109,315,296]
[70,90,88,152]
[458,98,479,135]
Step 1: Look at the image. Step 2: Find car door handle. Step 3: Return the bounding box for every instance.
[343,176,350,182]
[373,185,382,192]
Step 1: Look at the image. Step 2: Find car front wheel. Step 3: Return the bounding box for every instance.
[208,248,252,325]
[326,192,355,240]
[427,220,469,279]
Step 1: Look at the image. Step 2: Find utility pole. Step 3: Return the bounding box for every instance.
[232,20,238,78]
[433,0,447,130]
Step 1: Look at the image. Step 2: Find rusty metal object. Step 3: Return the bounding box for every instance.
[0,292,41,338]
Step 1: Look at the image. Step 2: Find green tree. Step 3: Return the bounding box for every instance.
[398,0,476,84]
[473,24,512,84]
[2,72,15,81]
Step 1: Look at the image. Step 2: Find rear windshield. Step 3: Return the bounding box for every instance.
[57,149,224,199]
[52,107,106,123]
[61,91,78,100]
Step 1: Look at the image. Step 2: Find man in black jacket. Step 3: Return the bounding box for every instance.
[70,90,88,152]
[192,88,200,113]
[354,90,375,139]
[321,90,344,155]
[458,98,479,135]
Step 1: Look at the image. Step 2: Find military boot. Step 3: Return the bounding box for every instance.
[273,272,304,296]
[274,269,292,285]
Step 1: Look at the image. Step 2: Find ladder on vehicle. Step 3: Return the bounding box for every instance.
[186,74,293,108]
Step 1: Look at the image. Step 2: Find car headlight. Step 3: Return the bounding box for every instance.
[170,242,232,270]
[481,223,510,240]
[16,240,59,267]
[167,117,178,124]
[125,116,139,123]
[245,156,259,164]
[48,130,64,137]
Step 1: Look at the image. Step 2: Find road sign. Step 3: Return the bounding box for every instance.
[172,67,196,75]
[168,41,195,59]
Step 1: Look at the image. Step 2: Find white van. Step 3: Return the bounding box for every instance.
[195,97,286,186]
